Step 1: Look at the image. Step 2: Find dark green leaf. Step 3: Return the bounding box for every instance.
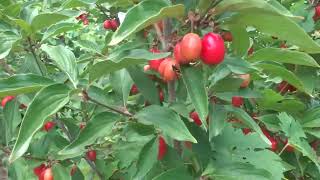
[3,99,21,145]
[209,104,227,139]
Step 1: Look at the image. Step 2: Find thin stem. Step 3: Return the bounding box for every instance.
[153,23,165,49]
[27,37,44,76]
[96,3,109,18]
[88,97,133,117]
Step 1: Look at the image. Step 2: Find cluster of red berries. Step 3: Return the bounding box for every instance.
[76,13,89,25]
[313,5,320,21]
[86,149,97,161]
[33,164,53,180]
[103,19,119,31]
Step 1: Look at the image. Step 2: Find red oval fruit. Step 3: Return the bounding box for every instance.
[41,168,54,180]
[158,58,170,76]
[248,47,254,55]
[239,74,251,88]
[242,128,252,135]
[83,19,89,25]
[163,61,177,82]
[277,81,296,93]
[180,33,202,62]
[143,65,150,72]
[232,96,243,107]
[222,31,233,42]
[149,48,164,71]
[44,121,55,132]
[189,111,202,126]
[314,6,320,21]
[79,123,86,130]
[110,19,119,31]
[270,137,278,152]
[157,136,167,160]
[86,150,97,161]
[103,20,113,30]
[34,164,47,177]
[201,32,225,65]
[174,43,188,64]
[1,96,15,107]
[130,85,139,95]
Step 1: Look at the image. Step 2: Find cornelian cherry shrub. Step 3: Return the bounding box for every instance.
[1,0,320,179]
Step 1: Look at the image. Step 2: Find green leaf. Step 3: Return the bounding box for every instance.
[89,49,170,82]
[3,99,21,145]
[31,13,70,32]
[9,84,70,162]
[109,0,184,45]
[181,66,208,128]
[248,48,320,67]
[257,89,306,113]
[52,164,71,180]
[41,44,78,88]
[224,105,271,145]
[127,66,160,105]
[42,22,81,42]
[59,112,120,157]
[217,0,320,53]
[228,24,250,57]
[0,31,20,59]
[0,74,54,98]
[152,166,193,180]
[135,137,158,179]
[110,69,133,106]
[209,104,227,139]
[135,105,197,143]
[197,0,211,16]
[256,62,304,92]
[87,86,122,109]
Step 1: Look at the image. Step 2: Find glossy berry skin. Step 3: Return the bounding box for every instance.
[174,43,188,64]
[158,58,178,82]
[189,111,202,126]
[130,85,139,95]
[270,137,278,152]
[180,33,202,62]
[242,128,252,135]
[232,96,243,107]
[34,164,46,177]
[110,19,119,30]
[201,32,225,65]
[44,121,55,132]
[277,81,296,93]
[1,96,15,107]
[157,136,167,160]
[103,20,113,30]
[314,6,320,21]
[86,150,97,161]
[222,31,233,42]
[239,74,250,88]
[41,168,54,180]
[149,48,164,71]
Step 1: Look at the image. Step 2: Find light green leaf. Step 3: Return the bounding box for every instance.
[9,84,70,162]
[59,112,120,157]
[152,166,193,180]
[42,22,81,42]
[181,66,208,128]
[3,99,21,145]
[41,44,78,88]
[109,0,184,45]
[0,74,54,98]
[249,48,320,67]
[135,105,197,143]
[209,104,227,139]
[110,69,133,106]
[31,13,70,32]
[0,31,20,59]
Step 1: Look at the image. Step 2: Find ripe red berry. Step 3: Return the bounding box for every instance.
[157,136,167,160]
[180,33,202,62]
[86,150,97,161]
[103,20,113,30]
[79,123,86,130]
[238,74,250,88]
[158,58,178,82]
[201,32,225,65]
[130,85,139,95]
[232,96,243,107]
[242,128,252,135]
[270,137,278,151]
[76,13,87,20]
[149,48,164,71]
[83,19,89,25]
[280,42,287,49]
[144,65,151,72]
[43,121,55,132]
[34,164,46,177]
[189,111,202,126]
[261,128,271,139]
[110,19,119,30]
[314,6,320,21]
[222,31,233,42]
[248,47,254,55]
[277,81,296,93]
[1,96,15,107]
[174,43,188,64]
[40,167,54,180]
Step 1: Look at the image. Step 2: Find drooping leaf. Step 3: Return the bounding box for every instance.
[9,84,70,162]
[3,99,21,145]
[0,31,20,59]
[59,112,120,157]
[181,66,208,128]
[0,74,54,98]
[248,48,320,67]
[135,105,197,143]
[109,0,184,45]
[110,69,133,106]
[41,44,78,88]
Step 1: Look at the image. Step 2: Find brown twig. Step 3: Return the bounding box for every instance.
[27,37,44,76]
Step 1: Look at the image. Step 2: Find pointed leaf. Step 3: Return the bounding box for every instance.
[209,104,227,139]
[31,13,70,32]
[181,66,208,128]
[0,74,54,98]
[135,105,197,143]
[9,84,70,162]
[3,99,21,145]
